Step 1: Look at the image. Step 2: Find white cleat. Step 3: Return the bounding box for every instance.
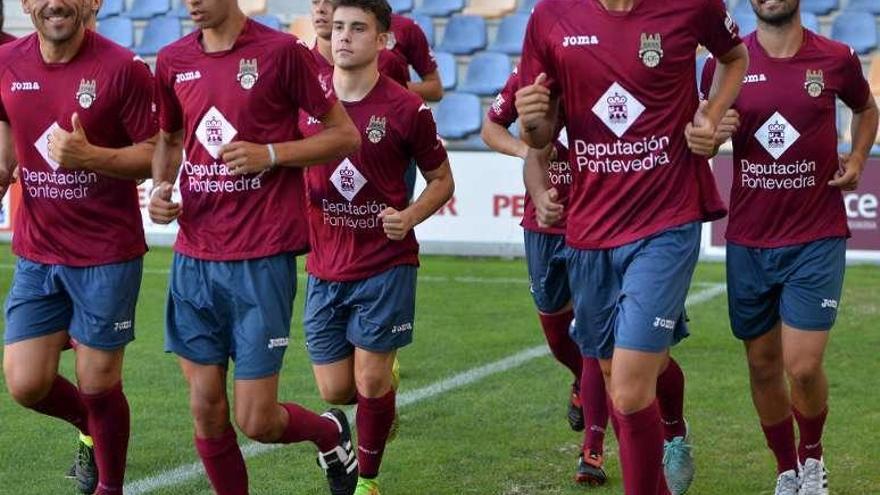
[773,469,799,495]
[798,458,828,495]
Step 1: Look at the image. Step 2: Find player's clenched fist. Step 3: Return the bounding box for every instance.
[379,207,415,241]
[715,108,740,145]
[515,73,551,131]
[220,141,273,175]
[148,181,181,224]
[685,100,718,157]
[50,113,93,170]
[535,187,563,228]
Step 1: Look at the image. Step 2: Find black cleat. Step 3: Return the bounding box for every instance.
[70,435,98,494]
[317,409,359,495]
[567,383,585,432]
[576,451,608,486]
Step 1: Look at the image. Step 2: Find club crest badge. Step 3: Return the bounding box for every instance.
[237,58,259,90]
[76,79,97,109]
[804,69,824,98]
[638,33,663,68]
[366,115,386,144]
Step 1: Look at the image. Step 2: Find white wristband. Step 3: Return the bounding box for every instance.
[267,143,277,168]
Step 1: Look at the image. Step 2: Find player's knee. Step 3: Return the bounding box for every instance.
[609,386,653,414]
[317,384,356,405]
[235,409,277,443]
[355,368,391,398]
[747,355,783,384]
[189,396,229,434]
[786,360,823,390]
[5,374,53,408]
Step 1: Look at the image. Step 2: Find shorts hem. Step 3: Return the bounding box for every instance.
[309,350,355,366]
[733,319,779,341]
[614,341,670,355]
[352,339,412,355]
[3,327,67,346]
[233,368,283,380]
[780,318,835,332]
[167,348,229,368]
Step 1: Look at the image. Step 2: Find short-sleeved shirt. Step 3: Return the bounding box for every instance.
[519,0,740,249]
[298,75,448,281]
[701,31,871,248]
[0,31,156,266]
[310,44,410,89]
[389,14,438,78]
[488,66,571,235]
[156,19,336,261]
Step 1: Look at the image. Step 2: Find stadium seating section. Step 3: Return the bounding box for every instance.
[4,0,879,150]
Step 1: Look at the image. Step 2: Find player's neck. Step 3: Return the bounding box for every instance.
[200,10,248,53]
[757,17,804,58]
[333,60,381,102]
[317,36,333,64]
[38,28,86,64]
[597,0,635,11]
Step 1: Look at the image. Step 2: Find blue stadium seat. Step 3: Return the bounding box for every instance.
[414,0,464,17]
[252,14,282,30]
[458,52,511,96]
[800,0,838,15]
[847,0,880,14]
[435,51,457,90]
[517,0,539,13]
[436,92,482,139]
[96,0,124,20]
[97,16,134,48]
[125,0,171,19]
[695,53,709,94]
[733,0,753,15]
[172,4,190,18]
[802,12,820,33]
[831,10,877,54]
[410,13,435,47]
[734,10,757,36]
[489,13,528,55]
[134,16,181,56]
[389,0,414,13]
[437,15,487,55]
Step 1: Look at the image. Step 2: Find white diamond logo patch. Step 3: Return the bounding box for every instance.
[330,158,367,201]
[35,122,62,171]
[195,106,237,159]
[592,82,645,138]
[755,111,799,160]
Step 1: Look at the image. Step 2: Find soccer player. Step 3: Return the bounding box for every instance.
[481,65,610,486]
[148,0,361,493]
[516,0,748,493]
[298,0,454,493]
[701,1,879,493]
[0,0,157,493]
[309,0,409,88]
[388,13,442,102]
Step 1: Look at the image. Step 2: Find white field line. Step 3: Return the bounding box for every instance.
[123,283,726,495]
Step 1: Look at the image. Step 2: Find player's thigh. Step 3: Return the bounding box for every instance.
[165,254,231,369]
[63,257,143,351]
[233,373,282,428]
[4,258,72,346]
[346,265,417,355]
[312,357,356,404]
[354,347,397,397]
[780,323,829,379]
[609,347,668,413]
[615,222,701,354]
[75,345,126,394]
[726,243,782,341]
[228,254,298,381]
[524,231,571,314]
[743,321,784,379]
[565,247,619,360]
[779,237,845,332]
[3,331,69,404]
[179,358,230,418]
[304,275,354,367]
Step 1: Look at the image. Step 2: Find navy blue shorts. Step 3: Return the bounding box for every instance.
[524,230,571,313]
[566,223,701,359]
[303,265,417,365]
[4,257,143,350]
[727,238,846,340]
[165,252,297,380]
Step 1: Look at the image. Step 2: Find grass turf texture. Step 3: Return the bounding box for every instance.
[0,247,877,494]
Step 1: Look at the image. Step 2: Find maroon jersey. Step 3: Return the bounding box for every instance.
[309,44,410,89]
[0,31,155,266]
[389,14,438,78]
[702,31,871,248]
[156,19,335,261]
[488,65,571,235]
[298,76,447,281]
[519,0,740,249]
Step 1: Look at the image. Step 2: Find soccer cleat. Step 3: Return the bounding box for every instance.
[575,450,607,486]
[317,409,359,495]
[663,421,695,495]
[567,382,585,432]
[798,458,828,495]
[774,469,800,495]
[354,477,381,495]
[70,433,98,494]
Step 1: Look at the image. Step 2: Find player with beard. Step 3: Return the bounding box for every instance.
[702,0,878,493]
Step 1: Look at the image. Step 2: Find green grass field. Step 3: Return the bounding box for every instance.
[0,247,878,495]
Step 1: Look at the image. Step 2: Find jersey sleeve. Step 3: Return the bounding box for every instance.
[838,47,872,112]
[118,57,159,143]
[487,69,520,127]
[518,5,561,99]
[697,0,742,58]
[404,23,438,77]
[699,56,717,101]
[407,102,448,172]
[282,38,338,119]
[155,52,184,133]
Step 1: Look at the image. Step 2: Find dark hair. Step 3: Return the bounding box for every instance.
[333,0,392,33]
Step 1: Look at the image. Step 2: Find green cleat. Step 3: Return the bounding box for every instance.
[354,477,381,495]
[69,433,98,494]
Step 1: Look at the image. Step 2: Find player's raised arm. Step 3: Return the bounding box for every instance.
[381,159,453,241]
[408,69,443,102]
[833,51,879,191]
[516,73,559,150]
